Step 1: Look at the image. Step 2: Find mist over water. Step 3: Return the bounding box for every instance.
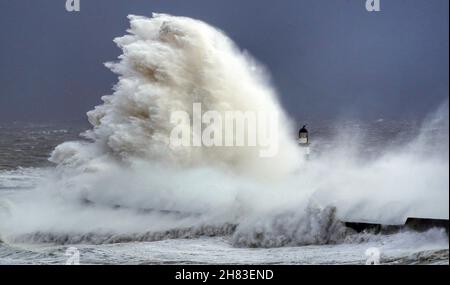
[0,14,448,250]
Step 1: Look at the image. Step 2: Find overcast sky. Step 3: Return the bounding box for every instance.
[0,0,448,122]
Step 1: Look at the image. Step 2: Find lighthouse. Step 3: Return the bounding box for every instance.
[298,125,310,159]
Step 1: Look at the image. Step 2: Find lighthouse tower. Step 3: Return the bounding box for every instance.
[298,125,310,159]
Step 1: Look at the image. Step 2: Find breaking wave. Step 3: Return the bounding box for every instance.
[0,14,448,248]
[50,13,301,180]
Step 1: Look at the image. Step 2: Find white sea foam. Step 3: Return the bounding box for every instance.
[0,14,447,248]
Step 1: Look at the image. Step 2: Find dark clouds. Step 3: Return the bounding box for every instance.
[0,0,448,122]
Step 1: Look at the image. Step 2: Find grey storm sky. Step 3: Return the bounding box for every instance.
[0,0,448,122]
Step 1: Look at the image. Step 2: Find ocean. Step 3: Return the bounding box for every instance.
[0,14,448,265]
[0,120,448,265]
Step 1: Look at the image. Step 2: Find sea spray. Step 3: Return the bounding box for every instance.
[0,14,448,247]
[51,13,301,180]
